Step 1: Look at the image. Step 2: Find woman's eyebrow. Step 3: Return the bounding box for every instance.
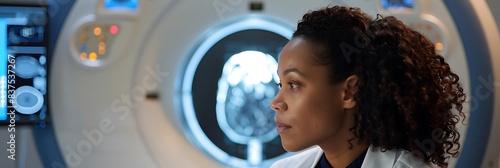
[282,67,306,77]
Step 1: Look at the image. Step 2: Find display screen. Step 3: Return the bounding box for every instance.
[0,18,6,121]
[184,29,289,167]
[0,4,49,125]
[104,0,139,11]
[382,0,414,9]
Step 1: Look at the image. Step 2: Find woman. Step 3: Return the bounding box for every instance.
[270,5,465,168]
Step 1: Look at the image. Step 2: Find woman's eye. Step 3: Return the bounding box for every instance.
[288,82,298,89]
[276,82,299,89]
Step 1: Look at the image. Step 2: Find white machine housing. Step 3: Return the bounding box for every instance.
[49,0,500,167]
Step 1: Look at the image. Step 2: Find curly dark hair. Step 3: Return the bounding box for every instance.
[293,5,466,167]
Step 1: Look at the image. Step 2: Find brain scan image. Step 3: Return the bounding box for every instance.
[182,29,290,167]
[216,50,280,165]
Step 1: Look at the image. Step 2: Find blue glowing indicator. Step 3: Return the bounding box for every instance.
[104,0,139,11]
[0,18,6,121]
[80,45,87,52]
[382,0,414,9]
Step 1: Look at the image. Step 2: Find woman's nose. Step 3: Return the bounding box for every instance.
[270,97,287,112]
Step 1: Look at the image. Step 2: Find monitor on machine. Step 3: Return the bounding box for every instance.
[0,3,49,126]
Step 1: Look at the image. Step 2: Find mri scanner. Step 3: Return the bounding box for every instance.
[0,0,499,167]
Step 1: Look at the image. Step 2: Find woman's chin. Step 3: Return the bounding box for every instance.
[281,141,310,152]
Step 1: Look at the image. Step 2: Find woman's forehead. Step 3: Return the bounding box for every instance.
[279,37,328,68]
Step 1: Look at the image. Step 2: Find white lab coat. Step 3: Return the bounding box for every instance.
[270,145,437,168]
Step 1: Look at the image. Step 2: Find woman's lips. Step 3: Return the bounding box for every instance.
[275,121,292,133]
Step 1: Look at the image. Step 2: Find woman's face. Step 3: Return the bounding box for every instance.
[271,37,355,152]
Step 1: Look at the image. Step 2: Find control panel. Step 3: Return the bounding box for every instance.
[73,23,119,65]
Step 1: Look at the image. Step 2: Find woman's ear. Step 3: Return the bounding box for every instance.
[343,75,358,109]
